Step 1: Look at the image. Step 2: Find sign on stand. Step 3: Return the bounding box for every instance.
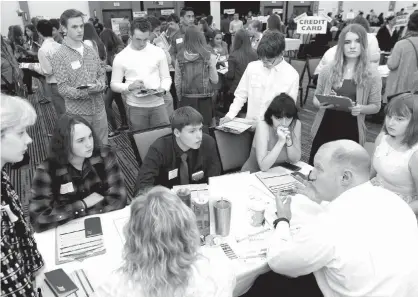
[224,9,235,15]
[296,13,328,34]
[161,9,175,15]
[273,9,283,14]
[111,18,124,35]
[395,6,416,27]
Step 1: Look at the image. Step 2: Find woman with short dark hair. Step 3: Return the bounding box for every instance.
[242,93,301,172]
[30,115,127,232]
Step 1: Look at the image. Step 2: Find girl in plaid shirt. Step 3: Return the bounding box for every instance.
[29,115,127,233]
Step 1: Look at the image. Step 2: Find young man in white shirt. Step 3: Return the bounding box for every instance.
[111,18,172,131]
[220,31,299,126]
[262,140,418,297]
[229,13,243,46]
[29,19,65,117]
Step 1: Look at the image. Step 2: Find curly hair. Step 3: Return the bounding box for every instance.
[122,186,200,297]
[329,24,371,89]
[130,17,151,35]
[49,115,101,164]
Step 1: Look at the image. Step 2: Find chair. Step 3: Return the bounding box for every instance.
[129,125,172,167]
[213,129,253,173]
[303,55,322,106]
[290,59,307,107]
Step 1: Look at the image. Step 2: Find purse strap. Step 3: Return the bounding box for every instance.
[406,38,418,68]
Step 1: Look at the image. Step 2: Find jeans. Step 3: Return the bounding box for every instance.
[127,104,170,131]
[68,108,108,145]
[49,83,66,118]
[104,86,128,130]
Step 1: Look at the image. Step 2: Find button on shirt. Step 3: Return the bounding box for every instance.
[51,40,106,116]
[226,60,299,122]
[267,182,418,297]
[32,37,61,83]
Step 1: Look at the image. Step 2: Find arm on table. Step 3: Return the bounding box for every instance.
[286,120,302,163]
[225,66,250,119]
[408,151,418,215]
[29,165,85,233]
[101,147,128,212]
[133,145,164,196]
[267,217,334,278]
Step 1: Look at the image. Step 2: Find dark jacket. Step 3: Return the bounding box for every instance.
[377,26,400,52]
[30,145,127,232]
[134,133,221,195]
[225,51,257,94]
[169,25,187,67]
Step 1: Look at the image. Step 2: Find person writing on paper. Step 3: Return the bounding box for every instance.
[370,92,418,216]
[96,186,236,297]
[29,115,127,232]
[309,24,381,166]
[134,107,221,195]
[220,31,299,126]
[265,140,418,297]
[242,93,301,173]
[1,95,44,297]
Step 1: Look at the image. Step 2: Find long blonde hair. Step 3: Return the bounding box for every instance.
[329,24,371,89]
[121,186,200,297]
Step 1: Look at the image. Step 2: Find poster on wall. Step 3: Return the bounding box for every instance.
[161,9,175,16]
[133,11,147,17]
[224,9,235,15]
[111,18,124,35]
[296,14,328,34]
[272,9,283,14]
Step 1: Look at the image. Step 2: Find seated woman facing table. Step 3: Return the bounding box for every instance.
[29,115,127,232]
[242,93,302,173]
[95,186,236,297]
[371,92,418,215]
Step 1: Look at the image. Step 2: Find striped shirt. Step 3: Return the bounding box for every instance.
[51,39,106,115]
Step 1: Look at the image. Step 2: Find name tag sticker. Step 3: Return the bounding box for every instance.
[176,38,183,44]
[168,168,178,180]
[60,182,75,194]
[71,60,81,70]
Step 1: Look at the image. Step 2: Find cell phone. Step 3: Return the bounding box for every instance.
[279,162,302,172]
[291,171,307,180]
[76,85,90,90]
[84,217,103,238]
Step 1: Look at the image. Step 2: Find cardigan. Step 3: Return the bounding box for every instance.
[311,65,382,146]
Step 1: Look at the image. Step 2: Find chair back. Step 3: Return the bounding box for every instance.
[290,59,307,86]
[129,125,172,166]
[213,130,253,173]
[306,55,321,79]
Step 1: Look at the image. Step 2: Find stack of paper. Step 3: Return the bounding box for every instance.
[216,118,253,134]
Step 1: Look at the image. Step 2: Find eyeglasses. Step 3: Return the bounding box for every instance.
[307,170,316,182]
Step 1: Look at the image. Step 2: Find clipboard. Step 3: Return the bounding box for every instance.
[316,94,354,111]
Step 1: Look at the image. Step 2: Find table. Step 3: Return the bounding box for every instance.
[34,162,319,296]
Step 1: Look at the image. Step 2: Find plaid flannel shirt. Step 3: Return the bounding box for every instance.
[51,39,106,115]
[29,146,127,233]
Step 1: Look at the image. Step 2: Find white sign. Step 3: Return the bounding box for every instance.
[294,13,307,22]
[273,9,283,14]
[133,11,147,17]
[296,16,328,34]
[114,2,120,7]
[224,9,235,15]
[111,18,124,35]
[320,12,332,22]
[395,13,409,27]
[161,9,175,16]
[346,12,355,19]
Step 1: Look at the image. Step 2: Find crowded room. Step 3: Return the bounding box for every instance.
[2,1,418,297]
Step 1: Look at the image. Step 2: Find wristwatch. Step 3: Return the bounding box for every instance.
[273,217,290,229]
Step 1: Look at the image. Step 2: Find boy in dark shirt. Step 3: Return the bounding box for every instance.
[134,107,221,195]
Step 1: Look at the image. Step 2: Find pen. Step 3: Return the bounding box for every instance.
[236,228,271,243]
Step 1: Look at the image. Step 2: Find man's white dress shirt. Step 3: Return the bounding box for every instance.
[33,37,61,83]
[111,43,171,108]
[267,182,418,297]
[314,33,381,75]
[225,60,299,121]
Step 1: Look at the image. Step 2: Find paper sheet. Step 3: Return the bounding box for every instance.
[216,119,252,134]
[113,216,129,244]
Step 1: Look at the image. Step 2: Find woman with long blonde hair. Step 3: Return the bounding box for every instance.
[96,186,235,297]
[309,24,382,165]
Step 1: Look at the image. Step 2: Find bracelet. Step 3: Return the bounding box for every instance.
[273,218,290,229]
[81,199,88,211]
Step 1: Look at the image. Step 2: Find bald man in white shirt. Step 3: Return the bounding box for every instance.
[266,140,418,297]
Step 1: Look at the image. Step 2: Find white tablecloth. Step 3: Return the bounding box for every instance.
[34,161,317,296]
[285,38,302,51]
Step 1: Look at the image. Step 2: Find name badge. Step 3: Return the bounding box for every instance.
[192,171,204,181]
[176,38,183,44]
[1,205,18,223]
[71,60,81,70]
[60,182,75,194]
[168,168,178,180]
